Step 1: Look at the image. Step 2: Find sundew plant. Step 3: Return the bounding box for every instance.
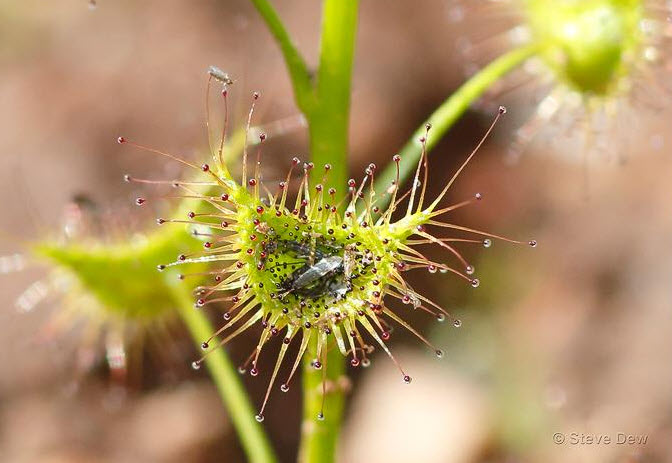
[13,0,669,462]
[120,75,535,458]
[13,197,205,385]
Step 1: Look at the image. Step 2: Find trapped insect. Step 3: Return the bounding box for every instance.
[273,239,358,301]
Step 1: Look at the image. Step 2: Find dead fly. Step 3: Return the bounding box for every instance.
[284,255,346,299]
[265,239,355,301]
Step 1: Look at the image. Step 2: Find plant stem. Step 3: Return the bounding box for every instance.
[307,0,358,191]
[249,0,358,193]
[297,336,346,463]
[374,44,540,205]
[174,286,278,463]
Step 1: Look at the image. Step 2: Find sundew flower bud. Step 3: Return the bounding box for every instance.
[7,195,206,384]
[120,75,535,422]
[448,0,671,161]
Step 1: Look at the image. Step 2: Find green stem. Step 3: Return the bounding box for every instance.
[174,286,278,463]
[247,0,357,193]
[308,0,358,191]
[374,44,540,205]
[297,337,346,463]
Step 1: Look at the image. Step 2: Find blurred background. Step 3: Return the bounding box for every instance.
[0,0,670,462]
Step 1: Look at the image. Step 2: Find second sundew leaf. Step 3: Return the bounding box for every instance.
[33,223,205,321]
[22,92,254,364]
